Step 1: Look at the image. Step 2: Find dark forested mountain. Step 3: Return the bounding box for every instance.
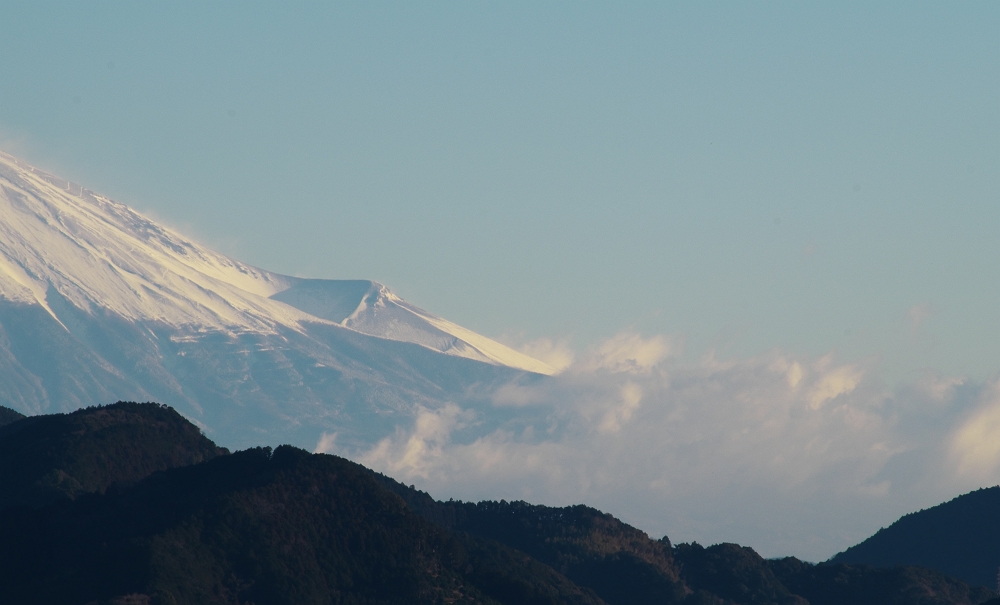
[0,402,994,605]
[0,401,226,509]
[441,500,685,605]
[771,557,995,605]
[0,445,608,605]
[372,469,995,605]
[0,404,24,427]
[668,543,992,605]
[674,543,807,605]
[369,477,687,605]
[831,486,1000,589]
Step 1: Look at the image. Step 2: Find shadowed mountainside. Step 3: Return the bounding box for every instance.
[0,401,226,509]
[674,543,807,605]
[771,556,995,605]
[0,404,24,427]
[831,486,1000,589]
[0,402,995,605]
[371,468,995,605]
[371,472,688,605]
[0,446,605,605]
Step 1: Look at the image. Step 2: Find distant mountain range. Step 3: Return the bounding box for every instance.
[0,401,995,605]
[0,151,553,450]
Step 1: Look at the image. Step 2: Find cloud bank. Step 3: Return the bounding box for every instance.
[319,331,1000,562]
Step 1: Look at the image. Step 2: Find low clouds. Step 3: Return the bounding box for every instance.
[949,383,1000,478]
[575,332,675,374]
[806,356,862,409]
[516,337,576,373]
[321,331,1000,562]
[361,403,470,479]
[597,382,642,433]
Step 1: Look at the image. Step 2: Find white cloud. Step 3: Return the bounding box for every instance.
[807,359,862,409]
[576,332,675,374]
[334,331,991,562]
[518,337,576,373]
[598,382,643,433]
[949,381,1000,478]
[914,371,965,403]
[359,403,469,478]
[314,431,337,454]
[769,358,804,388]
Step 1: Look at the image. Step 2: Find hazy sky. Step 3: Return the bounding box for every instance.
[3,3,999,382]
[3,2,1000,560]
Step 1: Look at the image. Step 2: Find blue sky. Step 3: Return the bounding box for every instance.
[3,3,998,383]
[4,1,1000,560]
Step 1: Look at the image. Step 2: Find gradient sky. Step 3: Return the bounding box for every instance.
[2,3,998,382]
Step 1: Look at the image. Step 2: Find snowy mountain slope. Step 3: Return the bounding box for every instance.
[271,279,556,374]
[0,151,551,373]
[0,151,552,448]
[0,152,300,331]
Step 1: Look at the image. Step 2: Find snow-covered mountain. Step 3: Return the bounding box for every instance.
[0,151,552,449]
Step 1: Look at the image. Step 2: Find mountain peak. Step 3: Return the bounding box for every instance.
[0,150,552,448]
[271,278,556,374]
[0,151,298,333]
[0,150,552,374]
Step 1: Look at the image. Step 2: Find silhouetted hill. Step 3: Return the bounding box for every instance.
[674,543,806,605]
[444,500,686,605]
[830,486,1000,588]
[0,401,227,509]
[770,557,995,605]
[0,404,24,427]
[371,474,687,605]
[370,473,997,605]
[0,445,604,605]
[670,544,993,605]
[0,402,995,605]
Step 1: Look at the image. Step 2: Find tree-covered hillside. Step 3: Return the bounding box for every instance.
[0,404,24,427]
[372,465,996,605]
[831,487,1000,588]
[0,445,606,605]
[0,402,994,605]
[0,401,226,509]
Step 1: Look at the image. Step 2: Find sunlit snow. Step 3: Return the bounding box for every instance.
[0,151,552,374]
